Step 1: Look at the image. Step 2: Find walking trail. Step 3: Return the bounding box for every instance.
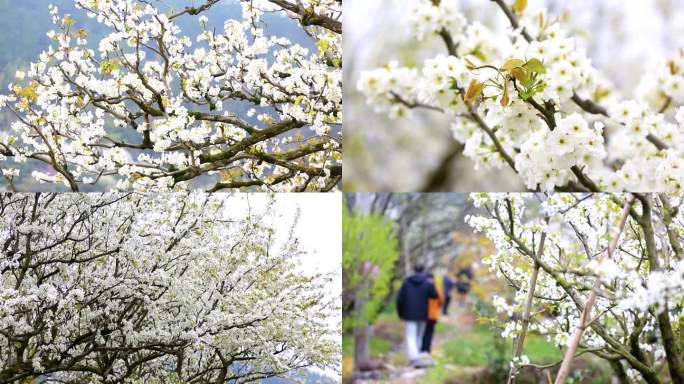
[352,303,488,384]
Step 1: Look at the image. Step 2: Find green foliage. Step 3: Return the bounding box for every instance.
[440,324,562,367]
[500,57,547,101]
[316,38,330,54]
[100,59,120,76]
[342,204,399,331]
[342,334,393,357]
[15,84,38,102]
[485,326,509,382]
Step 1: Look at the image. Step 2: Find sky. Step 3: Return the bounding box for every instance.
[220,193,342,282]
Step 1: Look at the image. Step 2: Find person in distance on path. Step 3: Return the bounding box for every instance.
[421,273,445,354]
[396,264,438,367]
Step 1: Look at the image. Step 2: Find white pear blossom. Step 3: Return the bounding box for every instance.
[0,0,342,192]
[0,192,340,383]
[467,192,684,382]
[358,0,684,192]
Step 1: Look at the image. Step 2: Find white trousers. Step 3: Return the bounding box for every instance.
[405,320,427,361]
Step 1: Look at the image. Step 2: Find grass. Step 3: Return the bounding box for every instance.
[438,324,563,367]
[342,314,564,369]
[342,334,394,357]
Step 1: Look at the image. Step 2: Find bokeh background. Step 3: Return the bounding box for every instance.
[344,0,684,191]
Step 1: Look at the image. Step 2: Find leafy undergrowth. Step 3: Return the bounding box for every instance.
[437,323,562,366]
[344,308,613,383]
[422,323,611,384]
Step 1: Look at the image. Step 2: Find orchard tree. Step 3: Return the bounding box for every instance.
[467,193,684,384]
[0,0,341,192]
[342,194,399,370]
[358,0,684,192]
[0,192,339,383]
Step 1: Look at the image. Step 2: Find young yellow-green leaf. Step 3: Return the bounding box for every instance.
[502,58,525,71]
[16,85,38,102]
[500,82,510,107]
[294,95,304,106]
[594,86,611,102]
[63,15,76,26]
[523,58,546,74]
[513,0,528,15]
[464,79,485,104]
[463,57,478,70]
[510,67,527,82]
[100,60,120,76]
[470,45,487,61]
[316,39,330,54]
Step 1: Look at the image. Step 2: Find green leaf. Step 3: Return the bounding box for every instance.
[510,67,532,88]
[523,58,546,74]
[502,58,525,71]
[75,28,88,38]
[464,57,478,70]
[16,85,38,102]
[63,14,76,26]
[294,95,304,106]
[470,44,487,61]
[316,39,330,54]
[100,60,120,76]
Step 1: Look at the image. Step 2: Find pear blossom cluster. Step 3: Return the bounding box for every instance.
[408,1,465,41]
[358,0,684,192]
[467,192,684,382]
[0,192,339,383]
[618,259,684,314]
[0,0,342,192]
[637,49,684,107]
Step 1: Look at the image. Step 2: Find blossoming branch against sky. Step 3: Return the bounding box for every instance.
[225,192,343,324]
[346,0,684,192]
[223,192,343,381]
[0,0,342,193]
[0,192,341,383]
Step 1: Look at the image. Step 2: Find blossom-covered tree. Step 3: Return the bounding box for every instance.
[358,0,684,192]
[467,192,684,383]
[0,0,341,192]
[0,192,339,383]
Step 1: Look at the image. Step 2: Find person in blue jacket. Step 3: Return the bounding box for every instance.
[396,264,438,366]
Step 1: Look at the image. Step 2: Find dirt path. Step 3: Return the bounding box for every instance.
[351,303,486,384]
